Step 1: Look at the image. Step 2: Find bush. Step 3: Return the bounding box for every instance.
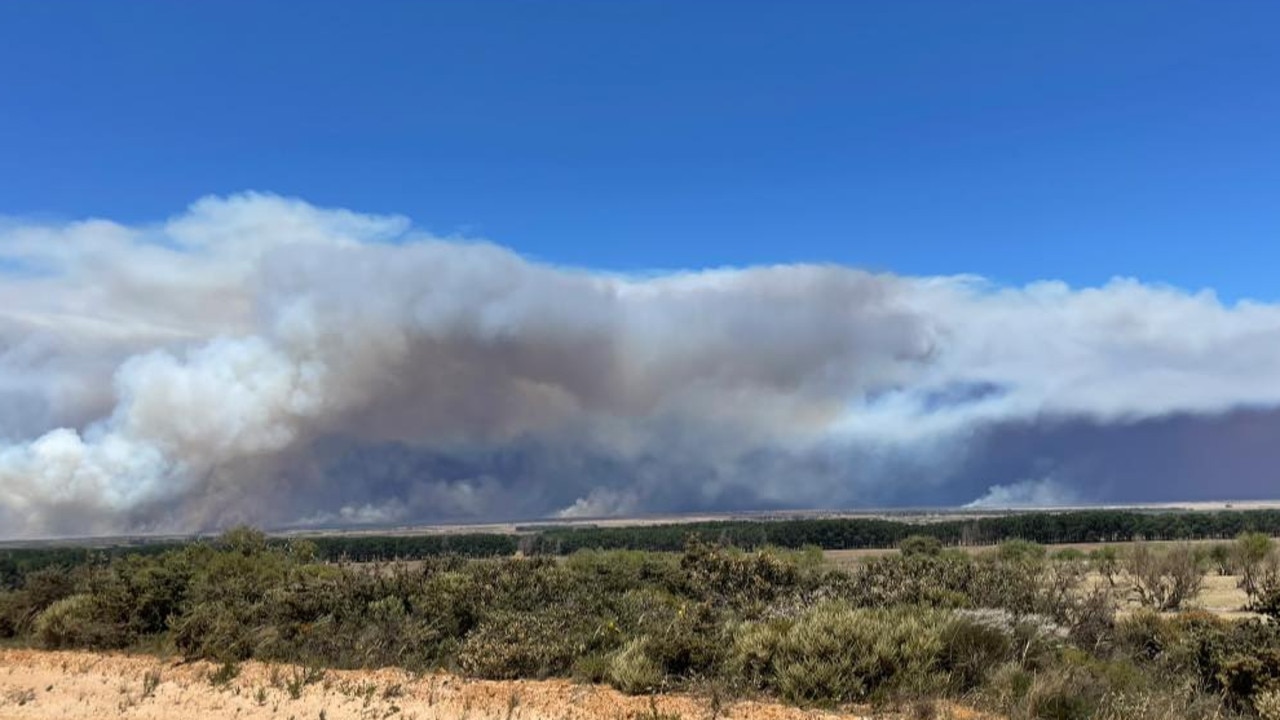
[1125,543,1205,611]
[726,619,787,691]
[457,609,602,679]
[1113,609,1280,712]
[0,567,79,638]
[564,550,682,597]
[680,540,801,612]
[0,591,20,638]
[848,553,1040,613]
[32,591,128,648]
[1236,532,1275,600]
[997,540,1047,565]
[937,609,1064,692]
[1245,553,1280,616]
[1208,543,1235,576]
[759,603,947,706]
[1020,653,1141,720]
[1213,623,1280,712]
[899,535,944,557]
[609,637,665,694]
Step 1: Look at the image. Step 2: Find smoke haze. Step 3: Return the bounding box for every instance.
[2,194,1279,538]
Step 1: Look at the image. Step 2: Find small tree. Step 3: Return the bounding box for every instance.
[1208,543,1235,576]
[1125,543,1205,611]
[1235,532,1276,601]
[1089,547,1122,590]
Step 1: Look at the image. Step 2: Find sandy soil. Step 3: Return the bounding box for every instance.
[0,649,994,720]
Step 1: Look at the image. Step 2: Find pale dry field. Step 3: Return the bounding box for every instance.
[823,538,1236,566]
[0,649,997,720]
[826,542,1256,618]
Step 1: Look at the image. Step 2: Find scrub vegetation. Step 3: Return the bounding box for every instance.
[2,524,1280,718]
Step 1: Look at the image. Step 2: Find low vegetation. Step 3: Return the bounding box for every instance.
[2,525,1280,718]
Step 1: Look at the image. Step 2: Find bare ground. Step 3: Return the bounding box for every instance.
[0,649,996,720]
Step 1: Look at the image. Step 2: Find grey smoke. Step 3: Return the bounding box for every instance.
[1,193,1279,538]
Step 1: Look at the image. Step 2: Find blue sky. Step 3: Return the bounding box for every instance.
[2,1,1278,299]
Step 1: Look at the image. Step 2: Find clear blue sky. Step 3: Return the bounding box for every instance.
[2,2,1277,298]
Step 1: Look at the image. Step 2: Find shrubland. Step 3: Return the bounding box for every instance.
[2,529,1280,718]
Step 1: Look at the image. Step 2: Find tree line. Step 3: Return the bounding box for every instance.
[5,508,1280,585]
[525,509,1280,554]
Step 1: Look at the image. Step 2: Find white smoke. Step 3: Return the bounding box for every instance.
[964,477,1082,509]
[1,193,1279,538]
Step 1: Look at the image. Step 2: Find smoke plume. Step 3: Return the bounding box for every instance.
[1,194,1279,538]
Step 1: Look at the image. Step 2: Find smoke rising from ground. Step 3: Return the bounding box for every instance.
[1,194,1279,538]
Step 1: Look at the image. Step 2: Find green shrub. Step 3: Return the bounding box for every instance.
[33,594,96,648]
[997,540,1047,565]
[764,603,947,706]
[571,652,613,684]
[1208,543,1236,576]
[1236,532,1275,598]
[939,612,1015,691]
[849,553,1040,613]
[457,608,605,680]
[980,661,1033,709]
[0,566,79,637]
[1020,653,1139,720]
[0,591,20,638]
[1112,609,1280,712]
[1114,608,1168,661]
[899,535,944,557]
[680,540,801,611]
[609,637,665,694]
[726,619,788,691]
[563,550,682,597]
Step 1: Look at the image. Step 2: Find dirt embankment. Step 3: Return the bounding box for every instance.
[0,649,994,720]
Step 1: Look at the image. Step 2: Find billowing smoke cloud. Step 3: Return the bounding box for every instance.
[1,193,1279,538]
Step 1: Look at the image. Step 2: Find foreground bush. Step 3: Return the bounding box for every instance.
[728,603,949,706]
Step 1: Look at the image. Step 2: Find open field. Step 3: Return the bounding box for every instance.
[824,535,1244,563]
[0,650,994,720]
[826,540,1258,618]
